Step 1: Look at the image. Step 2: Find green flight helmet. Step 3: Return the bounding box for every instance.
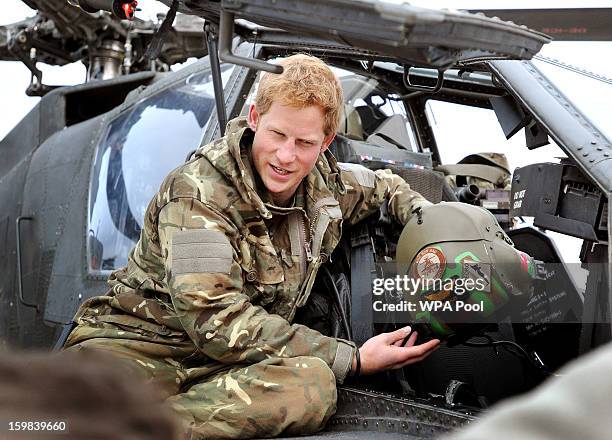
[396,202,536,341]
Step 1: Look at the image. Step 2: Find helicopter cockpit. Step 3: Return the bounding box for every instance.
[1,1,611,437]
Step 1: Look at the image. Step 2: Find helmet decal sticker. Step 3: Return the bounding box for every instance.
[412,247,446,280]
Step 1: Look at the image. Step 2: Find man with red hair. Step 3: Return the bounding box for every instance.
[65,54,439,439]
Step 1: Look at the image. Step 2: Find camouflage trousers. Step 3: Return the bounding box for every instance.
[65,331,337,439]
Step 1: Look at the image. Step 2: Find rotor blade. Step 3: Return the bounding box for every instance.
[467,8,612,41]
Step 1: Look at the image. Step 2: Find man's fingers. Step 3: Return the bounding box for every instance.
[413,338,440,355]
[403,331,418,347]
[392,332,415,347]
[362,332,440,373]
[392,340,441,369]
[383,326,412,344]
[399,338,440,360]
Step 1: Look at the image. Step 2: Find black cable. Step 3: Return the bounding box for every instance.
[321,266,353,341]
[462,338,526,357]
[462,337,551,378]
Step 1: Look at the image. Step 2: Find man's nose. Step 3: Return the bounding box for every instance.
[276,139,297,164]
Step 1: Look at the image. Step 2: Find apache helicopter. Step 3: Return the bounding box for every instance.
[1,1,611,438]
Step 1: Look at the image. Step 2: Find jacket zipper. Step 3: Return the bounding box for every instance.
[303,204,324,263]
[297,200,337,283]
[296,213,309,280]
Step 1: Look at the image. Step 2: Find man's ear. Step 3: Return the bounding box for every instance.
[320,133,336,153]
[247,104,259,131]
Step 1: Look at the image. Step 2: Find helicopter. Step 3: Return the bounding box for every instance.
[0,1,611,438]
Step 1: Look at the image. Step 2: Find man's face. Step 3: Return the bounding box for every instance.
[248,101,335,206]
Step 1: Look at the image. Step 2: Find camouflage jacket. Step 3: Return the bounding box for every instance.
[68,117,429,384]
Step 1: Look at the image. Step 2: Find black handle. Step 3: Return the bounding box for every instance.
[16,215,38,310]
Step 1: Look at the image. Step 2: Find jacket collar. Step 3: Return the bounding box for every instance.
[198,116,345,219]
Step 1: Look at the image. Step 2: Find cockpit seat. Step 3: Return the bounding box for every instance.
[366,114,414,151]
[386,165,458,204]
[338,104,365,141]
[333,110,457,203]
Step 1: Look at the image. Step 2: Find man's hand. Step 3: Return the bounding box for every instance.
[352,326,440,376]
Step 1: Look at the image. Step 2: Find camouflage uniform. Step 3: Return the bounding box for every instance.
[65,117,429,439]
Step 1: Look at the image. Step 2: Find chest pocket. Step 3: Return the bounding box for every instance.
[238,235,284,306]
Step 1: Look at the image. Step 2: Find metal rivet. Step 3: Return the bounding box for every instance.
[246,271,257,282]
[597,147,603,151]
[589,159,595,163]
[604,153,610,157]
[577,147,583,150]
[583,153,589,157]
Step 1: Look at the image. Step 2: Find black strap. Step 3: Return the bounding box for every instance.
[349,223,376,346]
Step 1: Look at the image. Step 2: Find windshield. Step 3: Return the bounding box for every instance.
[88,64,234,272]
[532,56,612,142]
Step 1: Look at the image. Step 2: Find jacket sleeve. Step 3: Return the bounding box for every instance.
[336,163,432,226]
[158,197,355,383]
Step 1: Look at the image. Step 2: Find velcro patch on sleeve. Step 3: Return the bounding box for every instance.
[172,229,233,275]
[337,162,376,188]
